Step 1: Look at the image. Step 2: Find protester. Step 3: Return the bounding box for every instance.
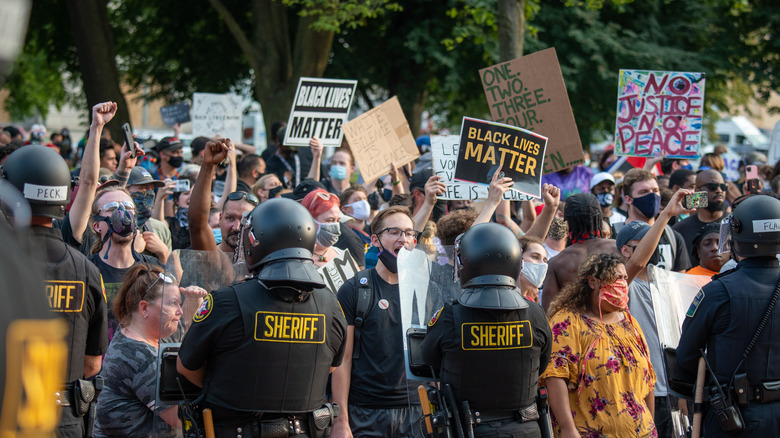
[302,189,344,267]
[339,184,372,249]
[543,252,657,437]
[590,171,626,226]
[252,173,282,203]
[322,146,356,195]
[95,265,184,437]
[621,168,690,272]
[235,153,265,193]
[517,235,548,303]
[673,169,728,261]
[542,193,619,312]
[686,223,727,276]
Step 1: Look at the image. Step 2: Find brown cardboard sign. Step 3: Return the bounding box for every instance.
[342,96,420,182]
[480,48,583,174]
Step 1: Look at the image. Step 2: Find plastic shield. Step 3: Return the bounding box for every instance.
[152,249,239,437]
[648,264,713,349]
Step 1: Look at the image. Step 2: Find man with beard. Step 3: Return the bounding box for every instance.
[217,191,258,254]
[88,187,162,340]
[673,169,727,261]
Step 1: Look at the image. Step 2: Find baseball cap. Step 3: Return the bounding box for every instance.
[156,136,183,153]
[410,167,433,192]
[127,166,165,188]
[590,172,615,191]
[281,179,327,201]
[616,220,651,251]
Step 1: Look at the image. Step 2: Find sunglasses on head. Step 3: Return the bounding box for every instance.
[140,272,176,301]
[227,191,259,206]
[698,183,728,192]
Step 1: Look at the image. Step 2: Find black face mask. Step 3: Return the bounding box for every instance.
[168,156,184,168]
[377,241,399,273]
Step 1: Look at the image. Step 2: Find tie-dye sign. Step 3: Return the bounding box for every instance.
[614,70,705,158]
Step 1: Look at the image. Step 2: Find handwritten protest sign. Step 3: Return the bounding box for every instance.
[615,70,705,158]
[192,93,242,140]
[480,48,583,174]
[454,117,547,198]
[343,96,420,182]
[283,77,358,147]
[159,103,191,126]
[432,135,531,201]
[317,251,359,294]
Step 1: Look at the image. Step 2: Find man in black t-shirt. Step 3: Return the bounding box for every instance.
[673,169,727,263]
[332,206,423,438]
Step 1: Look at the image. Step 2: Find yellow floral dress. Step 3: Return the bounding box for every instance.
[541,309,657,438]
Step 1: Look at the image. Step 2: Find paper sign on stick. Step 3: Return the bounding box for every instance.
[283,77,358,147]
[432,135,531,201]
[160,103,191,126]
[480,48,583,174]
[192,93,242,140]
[343,97,420,182]
[454,117,547,199]
[317,251,359,294]
[614,70,705,158]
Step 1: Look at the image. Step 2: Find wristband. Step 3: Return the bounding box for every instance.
[392,180,400,185]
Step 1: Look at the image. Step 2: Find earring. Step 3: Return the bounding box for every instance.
[143,313,148,318]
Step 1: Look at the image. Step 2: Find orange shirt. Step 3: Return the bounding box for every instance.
[686,265,719,277]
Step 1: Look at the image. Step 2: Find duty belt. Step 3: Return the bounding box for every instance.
[213,415,309,438]
[55,389,72,407]
[750,381,780,404]
[473,402,539,424]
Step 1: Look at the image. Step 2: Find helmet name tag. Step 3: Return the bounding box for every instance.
[461,321,533,350]
[255,311,326,344]
[753,219,780,233]
[23,183,68,201]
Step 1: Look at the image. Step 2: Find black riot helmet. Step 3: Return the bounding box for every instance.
[729,194,780,258]
[455,223,528,310]
[1,145,72,219]
[243,197,325,289]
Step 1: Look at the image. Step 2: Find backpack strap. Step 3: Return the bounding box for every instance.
[664,225,678,260]
[352,269,373,360]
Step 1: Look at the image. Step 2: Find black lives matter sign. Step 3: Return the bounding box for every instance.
[454,117,547,198]
[283,77,358,147]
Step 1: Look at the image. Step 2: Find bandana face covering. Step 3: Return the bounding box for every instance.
[599,279,629,310]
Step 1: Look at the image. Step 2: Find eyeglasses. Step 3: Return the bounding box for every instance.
[377,227,420,240]
[140,272,176,301]
[100,201,135,212]
[697,183,728,192]
[227,191,259,206]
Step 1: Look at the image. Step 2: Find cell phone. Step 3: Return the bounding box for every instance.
[122,123,135,158]
[682,191,708,209]
[174,179,190,193]
[746,165,761,194]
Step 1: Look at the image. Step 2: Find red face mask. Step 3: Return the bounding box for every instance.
[599,279,629,309]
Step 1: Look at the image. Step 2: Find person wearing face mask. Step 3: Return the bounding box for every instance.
[339,185,373,249]
[302,189,344,267]
[332,206,424,438]
[518,236,549,303]
[322,147,355,196]
[615,188,695,437]
[87,187,164,341]
[621,168,691,272]
[590,172,626,226]
[542,252,658,438]
[153,137,184,181]
[125,166,174,257]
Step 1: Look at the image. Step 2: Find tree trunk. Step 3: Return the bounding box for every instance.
[64,0,130,142]
[405,89,427,138]
[498,0,526,61]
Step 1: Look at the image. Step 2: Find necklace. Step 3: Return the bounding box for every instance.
[125,326,158,347]
[313,250,328,262]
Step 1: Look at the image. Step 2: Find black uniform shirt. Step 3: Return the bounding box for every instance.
[32,225,108,381]
[677,257,780,383]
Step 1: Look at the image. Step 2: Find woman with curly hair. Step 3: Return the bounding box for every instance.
[541,252,657,438]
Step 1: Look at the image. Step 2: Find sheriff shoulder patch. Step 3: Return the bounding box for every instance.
[686,289,705,318]
[193,294,213,323]
[428,307,443,327]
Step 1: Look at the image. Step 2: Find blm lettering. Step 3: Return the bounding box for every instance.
[461,321,533,350]
[255,311,326,344]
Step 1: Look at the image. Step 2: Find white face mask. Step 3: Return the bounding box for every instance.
[521,261,548,288]
[346,199,371,221]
